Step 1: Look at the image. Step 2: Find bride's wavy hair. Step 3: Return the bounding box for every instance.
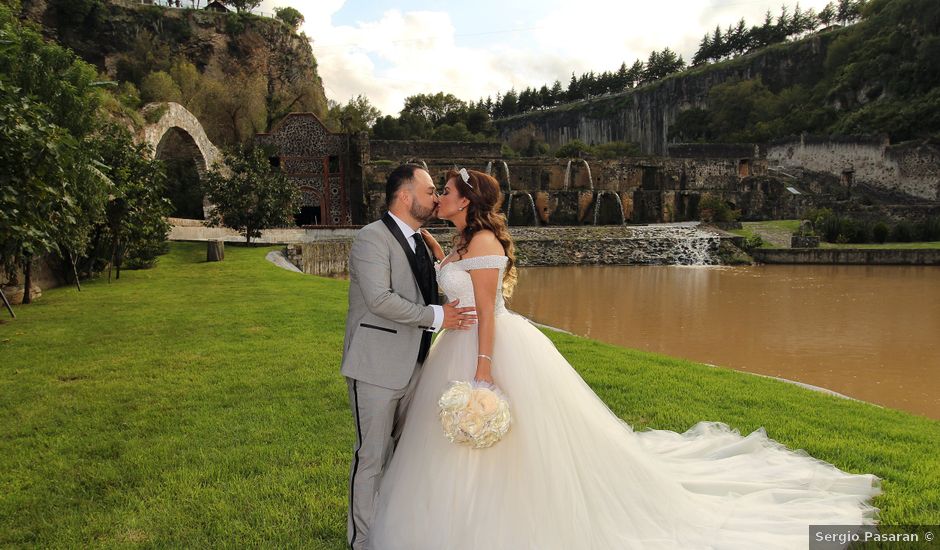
[445,168,518,298]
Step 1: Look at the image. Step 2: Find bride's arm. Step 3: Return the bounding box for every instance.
[466,232,504,384]
[469,268,499,383]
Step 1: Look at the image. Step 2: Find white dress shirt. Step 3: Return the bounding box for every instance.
[387,212,444,333]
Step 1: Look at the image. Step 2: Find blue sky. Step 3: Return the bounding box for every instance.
[260,0,834,115]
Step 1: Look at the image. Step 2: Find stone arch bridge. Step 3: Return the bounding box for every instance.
[136,102,223,219]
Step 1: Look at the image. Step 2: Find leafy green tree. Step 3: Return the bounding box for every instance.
[0,4,110,299]
[202,146,300,244]
[140,71,183,104]
[274,6,304,30]
[327,95,381,133]
[401,92,467,126]
[168,58,202,106]
[220,0,261,13]
[819,2,837,26]
[91,124,172,277]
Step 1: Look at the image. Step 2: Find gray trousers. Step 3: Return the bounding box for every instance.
[346,364,422,550]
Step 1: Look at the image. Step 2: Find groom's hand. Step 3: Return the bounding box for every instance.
[442,299,477,330]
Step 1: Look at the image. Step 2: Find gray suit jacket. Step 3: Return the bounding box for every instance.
[341,216,438,390]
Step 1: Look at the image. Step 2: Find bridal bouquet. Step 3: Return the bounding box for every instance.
[438,380,512,449]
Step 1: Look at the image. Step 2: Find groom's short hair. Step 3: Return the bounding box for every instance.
[385,163,424,208]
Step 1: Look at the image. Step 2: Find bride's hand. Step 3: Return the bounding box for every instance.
[474,370,494,385]
[420,229,444,261]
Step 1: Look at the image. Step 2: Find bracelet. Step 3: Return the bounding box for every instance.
[477,354,492,362]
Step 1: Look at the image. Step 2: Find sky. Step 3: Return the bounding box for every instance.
[258,0,834,116]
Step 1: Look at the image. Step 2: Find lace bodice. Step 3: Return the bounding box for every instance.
[435,255,509,316]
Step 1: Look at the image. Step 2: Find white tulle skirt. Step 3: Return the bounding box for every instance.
[372,312,880,550]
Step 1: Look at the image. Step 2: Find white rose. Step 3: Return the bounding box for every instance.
[439,382,471,411]
[471,388,500,417]
[459,412,485,437]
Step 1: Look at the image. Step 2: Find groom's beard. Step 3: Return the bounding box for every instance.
[410,201,436,225]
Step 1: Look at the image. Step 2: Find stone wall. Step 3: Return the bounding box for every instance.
[494,31,840,155]
[752,248,940,265]
[168,219,360,243]
[288,226,733,275]
[360,156,785,224]
[667,143,763,159]
[766,135,940,202]
[368,140,502,161]
[0,254,68,299]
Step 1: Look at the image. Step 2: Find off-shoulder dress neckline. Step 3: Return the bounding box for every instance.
[437,253,508,271]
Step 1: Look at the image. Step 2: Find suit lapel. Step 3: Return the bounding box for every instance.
[381,213,427,300]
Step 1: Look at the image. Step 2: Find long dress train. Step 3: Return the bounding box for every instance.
[372,255,880,549]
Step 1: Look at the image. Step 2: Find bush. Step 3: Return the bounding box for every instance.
[872,221,889,243]
[274,7,304,29]
[500,143,518,159]
[915,216,940,241]
[592,141,641,159]
[743,234,764,251]
[140,71,182,104]
[892,221,914,242]
[554,139,592,158]
[698,194,740,223]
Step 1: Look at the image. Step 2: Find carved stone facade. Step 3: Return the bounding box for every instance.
[256,113,352,226]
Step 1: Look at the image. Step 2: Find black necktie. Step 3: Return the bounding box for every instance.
[412,233,434,362]
[412,233,433,300]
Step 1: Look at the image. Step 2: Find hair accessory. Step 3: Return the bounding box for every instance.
[458,168,473,189]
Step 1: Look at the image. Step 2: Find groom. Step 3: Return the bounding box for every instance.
[342,164,476,550]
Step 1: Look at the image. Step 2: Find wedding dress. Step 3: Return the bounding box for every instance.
[371,255,880,550]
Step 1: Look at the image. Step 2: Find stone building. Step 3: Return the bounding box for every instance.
[256,113,358,226]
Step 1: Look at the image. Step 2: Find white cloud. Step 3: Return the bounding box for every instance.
[262,0,834,116]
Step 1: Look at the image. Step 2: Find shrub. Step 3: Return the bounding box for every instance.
[500,144,518,159]
[892,221,914,242]
[915,216,940,241]
[698,194,740,223]
[140,71,182,104]
[743,234,764,251]
[592,141,641,159]
[872,222,889,243]
[554,139,592,158]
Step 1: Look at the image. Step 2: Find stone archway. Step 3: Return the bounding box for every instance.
[138,102,222,219]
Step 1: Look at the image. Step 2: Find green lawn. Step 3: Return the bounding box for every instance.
[731,220,940,249]
[730,220,801,248]
[819,241,940,249]
[2,242,938,547]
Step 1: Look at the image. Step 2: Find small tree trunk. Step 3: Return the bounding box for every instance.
[23,256,32,305]
[69,251,82,292]
[0,286,14,318]
[115,240,124,280]
[108,238,116,283]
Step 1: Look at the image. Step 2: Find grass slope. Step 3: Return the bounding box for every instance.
[1,242,937,547]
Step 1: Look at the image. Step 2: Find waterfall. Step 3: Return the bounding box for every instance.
[523,192,538,226]
[628,223,721,265]
[505,191,512,222]
[563,160,572,190]
[581,159,593,190]
[485,161,493,176]
[506,192,539,226]
[593,191,604,226]
[592,191,626,225]
[610,192,625,224]
[501,161,511,193]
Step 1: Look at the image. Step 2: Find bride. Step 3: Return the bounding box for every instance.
[370,168,880,549]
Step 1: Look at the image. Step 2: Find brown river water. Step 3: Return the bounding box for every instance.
[508,264,940,419]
